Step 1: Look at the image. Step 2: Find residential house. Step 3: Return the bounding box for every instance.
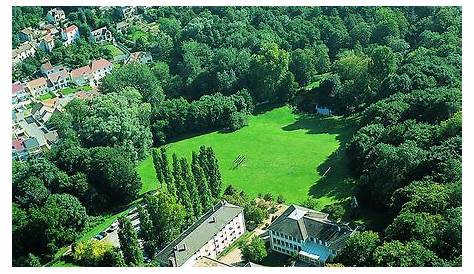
[116,20,130,34]
[39,34,55,52]
[69,65,93,86]
[156,201,246,267]
[125,51,153,65]
[89,27,113,44]
[118,6,136,20]
[44,130,59,147]
[26,77,48,98]
[267,205,354,266]
[90,58,113,83]
[12,42,36,65]
[70,65,92,86]
[42,23,60,36]
[19,27,34,42]
[40,61,68,77]
[47,69,70,91]
[61,24,80,46]
[31,99,61,124]
[46,8,66,25]
[315,105,332,116]
[12,82,30,105]
[12,139,28,161]
[75,89,99,100]
[23,137,42,158]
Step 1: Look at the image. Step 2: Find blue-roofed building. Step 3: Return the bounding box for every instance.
[267,205,355,266]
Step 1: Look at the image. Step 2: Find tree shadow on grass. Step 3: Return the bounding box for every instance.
[281,113,358,203]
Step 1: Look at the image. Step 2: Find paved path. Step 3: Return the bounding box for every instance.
[218,202,289,265]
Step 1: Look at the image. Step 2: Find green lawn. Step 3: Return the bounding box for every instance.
[37,92,55,101]
[59,85,92,96]
[103,44,125,57]
[137,106,356,207]
[127,30,148,42]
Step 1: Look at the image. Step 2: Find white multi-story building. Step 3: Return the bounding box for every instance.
[90,58,113,83]
[156,201,246,267]
[12,42,36,65]
[89,27,113,44]
[267,205,354,266]
[46,8,66,25]
[61,24,80,46]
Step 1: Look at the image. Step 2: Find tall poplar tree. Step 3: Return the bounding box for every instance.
[172,154,195,223]
[180,157,202,218]
[137,205,156,259]
[118,216,143,266]
[192,151,213,211]
[151,149,163,188]
[205,147,223,198]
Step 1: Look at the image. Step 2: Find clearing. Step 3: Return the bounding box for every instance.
[138,106,357,207]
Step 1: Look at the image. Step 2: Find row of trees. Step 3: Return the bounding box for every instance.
[152,90,254,143]
[151,146,222,222]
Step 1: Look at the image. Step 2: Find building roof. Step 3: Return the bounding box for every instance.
[41,98,58,108]
[12,139,25,151]
[23,137,40,149]
[12,82,25,95]
[156,201,244,267]
[44,130,59,144]
[40,61,54,72]
[70,65,92,79]
[244,262,264,267]
[27,77,47,89]
[116,20,129,29]
[64,24,78,33]
[194,256,231,267]
[91,26,110,35]
[90,58,112,72]
[48,69,69,84]
[43,34,54,42]
[21,28,34,36]
[267,205,353,250]
[13,42,35,58]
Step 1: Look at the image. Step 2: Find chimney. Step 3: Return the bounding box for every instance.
[182,243,187,251]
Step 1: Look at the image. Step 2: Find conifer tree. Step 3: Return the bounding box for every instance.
[160,147,172,185]
[192,151,213,211]
[180,157,203,218]
[118,216,143,266]
[137,204,156,259]
[151,149,163,187]
[206,146,223,198]
[172,154,195,223]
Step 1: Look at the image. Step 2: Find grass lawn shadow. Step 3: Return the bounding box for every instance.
[282,113,358,206]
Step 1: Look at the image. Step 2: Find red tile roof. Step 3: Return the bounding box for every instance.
[48,70,69,83]
[90,58,112,72]
[65,24,78,33]
[70,65,92,79]
[12,139,24,151]
[40,61,53,71]
[12,82,24,95]
[28,77,47,89]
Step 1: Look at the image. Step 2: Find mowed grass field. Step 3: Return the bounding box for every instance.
[137,106,356,207]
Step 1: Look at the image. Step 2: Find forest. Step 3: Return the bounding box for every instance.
[12,6,461,267]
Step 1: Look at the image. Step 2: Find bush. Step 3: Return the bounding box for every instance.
[241,237,268,263]
[276,194,285,204]
[263,193,274,202]
[227,111,248,132]
[302,197,320,210]
[322,203,346,221]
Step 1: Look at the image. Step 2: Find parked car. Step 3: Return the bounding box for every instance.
[94,234,104,240]
[99,231,107,237]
